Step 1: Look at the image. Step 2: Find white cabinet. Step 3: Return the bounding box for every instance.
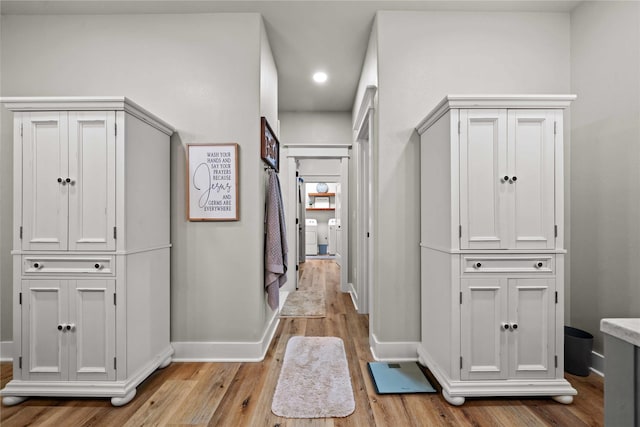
[416,95,576,406]
[21,111,116,252]
[1,97,174,407]
[461,276,555,381]
[459,109,557,250]
[22,279,116,382]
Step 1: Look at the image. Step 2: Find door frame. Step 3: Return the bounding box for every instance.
[284,145,351,293]
[353,85,376,315]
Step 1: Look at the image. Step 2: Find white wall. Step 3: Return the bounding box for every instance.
[0,13,277,353]
[570,1,640,354]
[279,112,352,145]
[370,11,571,344]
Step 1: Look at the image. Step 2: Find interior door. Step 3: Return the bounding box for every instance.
[21,112,69,251]
[298,177,305,265]
[334,182,342,268]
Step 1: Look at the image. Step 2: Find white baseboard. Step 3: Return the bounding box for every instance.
[369,333,419,362]
[346,282,358,311]
[590,350,605,376]
[171,310,280,362]
[0,341,12,361]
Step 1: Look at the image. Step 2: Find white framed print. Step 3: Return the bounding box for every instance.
[187,143,239,221]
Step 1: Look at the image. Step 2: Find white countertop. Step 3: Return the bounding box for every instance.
[601,318,640,347]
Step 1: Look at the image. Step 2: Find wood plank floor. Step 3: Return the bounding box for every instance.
[1,260,604,426]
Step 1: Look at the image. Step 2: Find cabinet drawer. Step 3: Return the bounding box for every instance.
[23,256,114,275]
[461,255,554,274]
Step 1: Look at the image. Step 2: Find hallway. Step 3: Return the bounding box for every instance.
[1,260,603,426]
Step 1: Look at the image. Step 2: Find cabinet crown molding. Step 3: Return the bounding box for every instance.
[1,96,175,136]
[416,94,577,135]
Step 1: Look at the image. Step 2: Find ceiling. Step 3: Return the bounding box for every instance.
[1,1,582,112]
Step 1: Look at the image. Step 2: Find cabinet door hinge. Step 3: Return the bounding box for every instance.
[555,355,558,368]
[459,225,462,238]
[296,265,299,271]
[113,293,117,305]
[19,356,22,369]
[555,291,558,304]
[20,123,23,137]
[554,121,557,135]
[296,218,299,225]
[460,356,463,369]
[458,121,461,134]
[19,292,22,305]
[115,123,118,136]
[367,232,370,238]
[459,291,462,304]
[113,227,117,239]
[19,226,23,239]
[554,225,558,238]
[114,357,117,370]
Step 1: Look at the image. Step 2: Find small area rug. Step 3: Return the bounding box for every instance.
[271,336,355,418]
[280,290,326,318]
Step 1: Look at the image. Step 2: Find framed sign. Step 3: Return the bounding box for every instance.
[187,143,239,221]
[260,117,279,172]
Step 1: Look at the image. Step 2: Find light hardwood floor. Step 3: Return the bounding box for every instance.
[1,260,603,426]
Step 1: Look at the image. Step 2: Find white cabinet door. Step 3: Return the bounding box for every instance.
[21,280,116,382]
[21,112,69,251]
[68,112,116,251]
[461,277,556,381]
[459,110,508,250]
[461,278,508,380]
[22,280,68,381]
[21,112,116,251]
[508,111,556,250]
[508,278,556,379]
[68,280,116,381]
[460,109,557,250]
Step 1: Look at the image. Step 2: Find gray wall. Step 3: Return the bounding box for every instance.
[360,10,571,344]
[0,13,278,345]
[570,1,640,354]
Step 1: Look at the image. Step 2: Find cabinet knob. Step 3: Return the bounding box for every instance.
[510,323,518,330]
[536,261,544,268]
[474,262,482,269]
[65,178,71,183]
[511,176,518,182]
[503,175,510,182]
[65,324,75,331]
[501,323,509,330]
[94,263,101,270]
[57,324,64,331]
[57,177,63,183]
[33,262,40,269]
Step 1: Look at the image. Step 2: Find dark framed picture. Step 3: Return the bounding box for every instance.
[261,117,279,172]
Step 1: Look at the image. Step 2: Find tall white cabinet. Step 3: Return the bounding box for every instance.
[1,97,174,406]
[415,95,577,406]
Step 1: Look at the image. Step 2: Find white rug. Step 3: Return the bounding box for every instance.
[280,290,326,318]
[271,336,355,418]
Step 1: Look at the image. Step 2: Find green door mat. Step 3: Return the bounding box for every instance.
[367,362,436,394]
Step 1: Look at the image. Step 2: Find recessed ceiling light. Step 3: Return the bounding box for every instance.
[313,71,328,84]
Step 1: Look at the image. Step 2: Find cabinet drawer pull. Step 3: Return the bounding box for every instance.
[474,262,482,269]
[536,261,544,268]
[94,263,102,270]
[33,262,41,269]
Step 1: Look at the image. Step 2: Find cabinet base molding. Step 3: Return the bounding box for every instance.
[1,345,173,406]
[418,347,576,406]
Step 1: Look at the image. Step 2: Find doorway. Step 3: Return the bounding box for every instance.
[283,145,350,294]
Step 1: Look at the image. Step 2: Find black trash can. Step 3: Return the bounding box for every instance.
[564,326,593,376]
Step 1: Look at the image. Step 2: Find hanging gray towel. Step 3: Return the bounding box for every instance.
[265,169,288,310]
